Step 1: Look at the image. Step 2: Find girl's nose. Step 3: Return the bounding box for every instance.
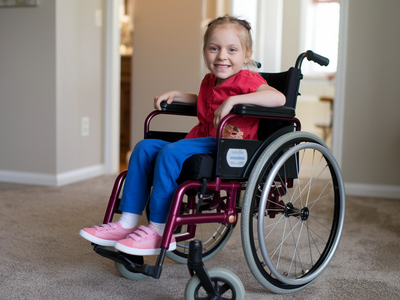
[217,49,227,60]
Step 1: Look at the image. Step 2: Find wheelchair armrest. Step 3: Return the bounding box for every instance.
[160,101,197,116]
[232,104,295,118]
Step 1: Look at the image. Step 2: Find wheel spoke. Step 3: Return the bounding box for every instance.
[288,221,304,277]
[264,216,287,228]
[309,214,333,232]
[307,189,334,210]
[264,213,287,239]
[291,170,328,210]
[305,219,322,256]
[296,148,306,208]
[305,223,328,244]
[269,218,301,259]
[305,150,327,207]
[305,150,316,208]
[275,216,288,271]
[217,282,231,296]
[267,197,286,209]
[306,219,314,266]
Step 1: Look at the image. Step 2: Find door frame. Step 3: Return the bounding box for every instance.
[103,0,121,174]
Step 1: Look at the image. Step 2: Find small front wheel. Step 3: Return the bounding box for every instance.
[115,261,148,281]
[184,268,245,300]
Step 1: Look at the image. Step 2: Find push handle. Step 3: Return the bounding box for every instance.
[295,50,330,69]
[305,50,330,66]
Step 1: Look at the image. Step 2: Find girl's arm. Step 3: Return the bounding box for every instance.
[213,84,286,128]
[154,90,198,110]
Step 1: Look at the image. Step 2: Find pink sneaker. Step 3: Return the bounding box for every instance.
[79,222,138,246]
[114,225,176,255]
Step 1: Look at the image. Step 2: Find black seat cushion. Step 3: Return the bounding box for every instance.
[176,154,214,185]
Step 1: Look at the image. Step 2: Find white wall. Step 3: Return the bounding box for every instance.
[0,1,57,175]
[341,0,400,198]
[281,0,301,70]
[130,0,203,146]
[0,0,104,186]
[56,0,103,174]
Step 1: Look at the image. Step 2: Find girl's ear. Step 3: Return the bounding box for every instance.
[244,49,253,64]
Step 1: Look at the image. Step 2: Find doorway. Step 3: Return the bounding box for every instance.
[119,0,134,172]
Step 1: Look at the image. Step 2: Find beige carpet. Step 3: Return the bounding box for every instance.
[0,176,399,299]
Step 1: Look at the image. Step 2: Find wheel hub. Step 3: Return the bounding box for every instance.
[284,202,295,218]
[284,203,310,221]
[301,207,310,221]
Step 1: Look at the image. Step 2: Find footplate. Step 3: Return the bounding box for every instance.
[93,245,162,279]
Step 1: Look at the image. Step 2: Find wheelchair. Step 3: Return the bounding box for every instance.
[93,51,345,296]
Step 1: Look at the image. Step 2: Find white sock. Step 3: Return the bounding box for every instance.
[118,212,140,229]
[150,221,165,236]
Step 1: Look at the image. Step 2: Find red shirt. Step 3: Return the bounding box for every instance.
[185,70,267,140]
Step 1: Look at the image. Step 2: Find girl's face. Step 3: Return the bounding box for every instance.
[204,26,249,86]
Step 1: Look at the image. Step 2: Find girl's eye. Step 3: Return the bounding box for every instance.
[229,48,237,53]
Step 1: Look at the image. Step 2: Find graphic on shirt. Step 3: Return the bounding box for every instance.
[222,124,244,139]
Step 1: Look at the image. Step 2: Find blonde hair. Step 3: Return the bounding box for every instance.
[203,15,258,71]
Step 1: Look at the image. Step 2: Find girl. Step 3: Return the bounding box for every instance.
[80,15,285,256]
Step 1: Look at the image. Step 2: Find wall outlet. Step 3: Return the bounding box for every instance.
[81,117,90,137]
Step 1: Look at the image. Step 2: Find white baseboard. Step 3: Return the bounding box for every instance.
[0,170,58,186]
[56,164,105,186]
[0,164,105,187]
[345,182,400,200]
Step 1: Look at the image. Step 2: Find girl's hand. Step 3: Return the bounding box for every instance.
[214,98,234,128]
[154,91,176,110]
[154,91,198,110]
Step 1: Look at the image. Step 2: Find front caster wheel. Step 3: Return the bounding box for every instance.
[115,260,148,281]
[185,268,245,300]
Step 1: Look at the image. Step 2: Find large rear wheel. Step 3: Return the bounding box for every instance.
[241,132,345,293]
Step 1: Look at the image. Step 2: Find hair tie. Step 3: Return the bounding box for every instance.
[208,17,251,31]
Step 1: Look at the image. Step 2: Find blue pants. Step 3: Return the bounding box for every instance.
[119,137,216,223]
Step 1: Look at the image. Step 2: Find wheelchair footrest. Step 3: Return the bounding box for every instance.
[93,245,162,279]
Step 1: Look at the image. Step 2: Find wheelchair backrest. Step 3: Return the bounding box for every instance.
[255,67,302,142]
[259,67,302,109]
